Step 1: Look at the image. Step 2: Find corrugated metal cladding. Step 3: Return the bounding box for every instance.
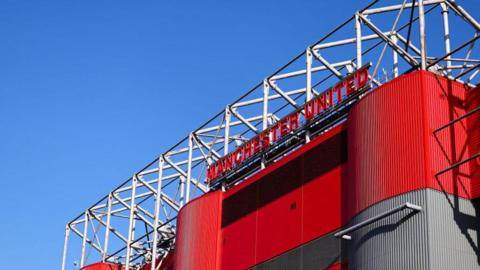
[347,71,478,219]
[347,190,429,270]
[423,72,473,198]
[248,231,345,270]
[221,124,348,270]
[347,189,480,270]
[467,86,480,195]
[81,263,124,270]
[171,71,479,270]
[427,190,480,269]
[83,251,173,270]
[174,191,222,270]
[347,71,428,219]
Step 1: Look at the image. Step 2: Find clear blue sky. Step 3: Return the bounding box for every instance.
[0,1,478,269]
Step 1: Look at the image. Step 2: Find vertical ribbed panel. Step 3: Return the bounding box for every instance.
[221,125,347,270]
[347,190,429,270]
[427,190,480,269]
[422,72,472,198]
[347,71,427,219]
[348,189,480,270]
[347,71,477,220]
[249,231,343,270]
[174,191,222,270]
[467,87,480,196]
[81,263,124,270]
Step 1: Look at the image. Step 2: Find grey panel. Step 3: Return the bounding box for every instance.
[347,189,480,270]
[347,189,430,270]
[301,232,345,270]
[250,231,343,270]
[427,191,480,270]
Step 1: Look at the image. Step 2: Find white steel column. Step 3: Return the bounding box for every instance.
[306,48,313,101]
[262,79,269,131]
[441,2,452,75]
[262,80,269,169]
[185,133,193,203]
[102,193,113,262]
[125,176,138,270]
[355,13,363,68]
[61,225,70,270]
[392,33,399,77]
[418,0,428,70]
[224,106,231,155]
[151,156,164,270]
[305,48,313,143]
[80,211,89,268]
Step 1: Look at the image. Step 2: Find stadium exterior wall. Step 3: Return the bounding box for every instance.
[169,70,480,269]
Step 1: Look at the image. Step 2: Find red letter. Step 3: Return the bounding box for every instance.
[217,161,224,176]
[251,137,260,155]
[345,77,355,96]
[333,84,342,102]
[356,68,369,89]
[224,155,232,172]
[206,165,215,181]
[270,124,279,143]
[289,112,300,131]
[279,119,289,137]
[326,90,334,108]
[318,94,327,111]
[242,142,251,160]
[260,132,270,150]
[230,149,239,166]
[305,101,315,121]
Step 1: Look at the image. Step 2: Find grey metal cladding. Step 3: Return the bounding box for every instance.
[250,231,343,270]
[427,190,480,270]
[347,188,480,270]
[347,189,429,270]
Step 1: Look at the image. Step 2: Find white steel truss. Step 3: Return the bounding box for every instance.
[62,1,480,269]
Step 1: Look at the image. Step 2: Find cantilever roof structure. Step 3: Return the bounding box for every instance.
[62,1,480,269]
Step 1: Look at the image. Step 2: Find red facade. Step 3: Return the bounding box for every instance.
[174,123,348,270]
[156,71,480,269]
[174,191,222,270]
[467,85,480,194]
[81,71,480,270]
[346,71,478,219]
[81,262,124,270]
[223,124,347,269]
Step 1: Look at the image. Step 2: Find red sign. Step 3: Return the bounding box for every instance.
[207,67,369,182]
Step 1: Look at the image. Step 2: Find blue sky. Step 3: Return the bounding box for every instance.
[1,0,479,269]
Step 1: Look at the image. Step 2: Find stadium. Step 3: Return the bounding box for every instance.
[61,1,480,269]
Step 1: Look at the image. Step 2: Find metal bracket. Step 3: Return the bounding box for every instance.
[334,202,422,240]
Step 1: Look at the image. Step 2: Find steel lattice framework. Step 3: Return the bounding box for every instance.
[62,0,480,269]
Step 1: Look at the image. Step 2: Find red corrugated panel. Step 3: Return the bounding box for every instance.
[467,87,480,196]
[81,263,124,270]
[174,191,222,270]
[221,181,258,270]
[422,72,472,198]
[346,70,476,219]
[302,129,346,242]
[346,71,427,219]
[220,124,347,269]
[256,157,303,263]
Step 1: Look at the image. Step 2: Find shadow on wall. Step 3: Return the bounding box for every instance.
[433,77,480,264]
[352,210,419,251]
